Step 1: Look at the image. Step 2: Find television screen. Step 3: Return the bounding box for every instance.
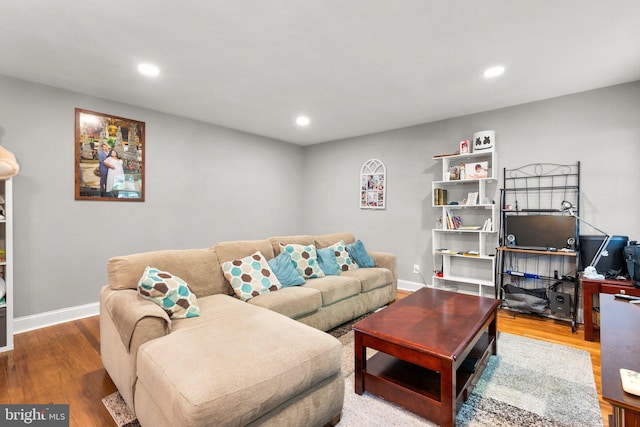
[505,215,576,250]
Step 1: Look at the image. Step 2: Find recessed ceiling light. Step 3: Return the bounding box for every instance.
[138,63,160,77]
[483,66,505,78]
[296,116,310,126]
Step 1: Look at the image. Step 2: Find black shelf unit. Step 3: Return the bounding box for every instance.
[497,162,581,332]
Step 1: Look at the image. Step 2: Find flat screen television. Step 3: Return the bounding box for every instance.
[505,215,577,250]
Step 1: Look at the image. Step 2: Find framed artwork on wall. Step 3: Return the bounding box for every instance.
[75,108,145,201]
[360,159,386,209]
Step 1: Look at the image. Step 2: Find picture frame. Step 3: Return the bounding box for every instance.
[360,159,386,209]
[459,140,470,154]
[75,108,145,201]
[466,192,478,205]
[448,165,460,181]
[466,161,488,179]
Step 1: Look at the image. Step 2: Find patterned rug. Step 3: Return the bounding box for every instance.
[103,319,602,427]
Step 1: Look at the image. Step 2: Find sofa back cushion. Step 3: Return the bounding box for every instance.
[314,232,356,249]
[214,239,275,263]
[107,248,229,297]
[268,235,314,256]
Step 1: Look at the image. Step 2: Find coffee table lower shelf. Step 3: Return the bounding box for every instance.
[358,332,494,425]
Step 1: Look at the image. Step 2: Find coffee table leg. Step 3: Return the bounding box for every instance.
[354,331,365,394]
[490,311,498,355]
[441,361,455,427]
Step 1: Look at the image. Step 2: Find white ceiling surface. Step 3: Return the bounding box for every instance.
[1,1,639,146]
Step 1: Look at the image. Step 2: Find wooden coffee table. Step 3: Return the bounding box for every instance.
[353,287,499,427]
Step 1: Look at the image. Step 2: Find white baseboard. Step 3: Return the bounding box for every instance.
[398,279,429,292]
[14,302,100,335]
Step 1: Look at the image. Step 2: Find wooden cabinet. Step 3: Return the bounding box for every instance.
[0,178,13,352]
[582,277,638,342]
[600,294,640,426]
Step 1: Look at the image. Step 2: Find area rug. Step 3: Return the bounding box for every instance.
[103,330,602,427]
[338,331,603,426]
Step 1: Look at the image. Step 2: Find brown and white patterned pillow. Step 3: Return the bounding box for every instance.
[137,266,200,318]
[279,243,325,279]
[221,251,281,301]
[331,240,358,272]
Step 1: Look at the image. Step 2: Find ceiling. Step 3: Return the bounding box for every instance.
[1,1,639,146]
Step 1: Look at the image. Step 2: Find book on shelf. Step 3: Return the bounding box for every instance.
[445,210,462,230]
[482,218,493,231]
[462,251,480,257]
[433,188,447,205]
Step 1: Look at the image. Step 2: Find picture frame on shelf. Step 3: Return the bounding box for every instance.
[466,192,478,205]
[466,161,488,179]
[459,140,470,154]
[75,108,145,202]
[448,165,460,181]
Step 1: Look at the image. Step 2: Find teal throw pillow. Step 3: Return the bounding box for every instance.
[268,252,305,287]
[347,240,376,268]
[316,246,341,276]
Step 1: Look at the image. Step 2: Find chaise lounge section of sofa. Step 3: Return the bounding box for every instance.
[100,232,397,427]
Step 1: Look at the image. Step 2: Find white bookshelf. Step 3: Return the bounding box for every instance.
[432,151,498,297]
[0,178,13,352]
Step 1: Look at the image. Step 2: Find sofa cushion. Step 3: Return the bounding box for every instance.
[107,248,229,297]
[137,267,200,319]
[316,246,340,276]
[347,239,376,268]
[221,251,281,301]
[269,235,315,256]
[268,252,305,287]
[137,295,342,426]
[281,243,325,279]
[341,267,394,293]
[214,239,275,263]
[248,286,322,319]
[331,240,358,272]
[303,275,361,306]
[314,232,356,249]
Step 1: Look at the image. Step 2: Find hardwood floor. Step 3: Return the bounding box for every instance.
[0,291,610,427]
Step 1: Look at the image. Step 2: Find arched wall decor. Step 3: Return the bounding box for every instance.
[360,159,386,209]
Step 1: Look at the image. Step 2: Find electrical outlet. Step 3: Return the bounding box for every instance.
[413,264,420,274]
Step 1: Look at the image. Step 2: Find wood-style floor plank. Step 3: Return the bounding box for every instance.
[0,292,611,427]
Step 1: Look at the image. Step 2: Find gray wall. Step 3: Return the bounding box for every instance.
[303,81,640,284]
[1,75,639,319]
[0,75,305,318]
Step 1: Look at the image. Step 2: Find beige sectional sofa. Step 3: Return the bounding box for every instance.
[100,232,397,427]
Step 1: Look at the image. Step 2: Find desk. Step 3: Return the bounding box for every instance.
[582,277,639,341]
[601,294,640,426]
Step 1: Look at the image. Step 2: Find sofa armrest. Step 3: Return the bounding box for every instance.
[100,286,171,352]
[369,251,398,283]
